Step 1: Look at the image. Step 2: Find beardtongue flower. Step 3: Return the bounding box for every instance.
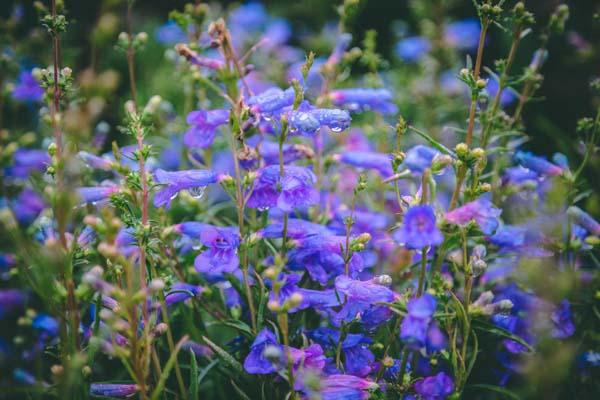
[5,149,50,180]
[309,374,378,400]
[396,36,431,63]
[183,109,230,149]
[394,205,444,249]
[0,289,27,318]
[89,383,139,398]
[445,199,501,235]
[182,340,214,358]
[551,300,575,339]
[257,140,315,165]
[11,70,44,102]
[11,188,45,226]
[244,328,281,374]
[288,107,351,135]
[309,327,375,377]
[444,18,481,50]
[153,168,217,208]
[193,225,240,277]
[76,186,119,204]
[288,343,327,372]
[400,294,447,352]
[259,218,333,239]
[403,145,439,173]
[247,86,295,116]
[336,151,393,177]
[567,206,600,236]
[514,151,563,177]
[413,372,454,400]
[333,275,395,328]
[165,283,203,306]
[329,88,398,115]
[246,165,318,212]
[78,151,113,170]
[324,33,352,69]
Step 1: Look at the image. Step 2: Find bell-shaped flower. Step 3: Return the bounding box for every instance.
[413,372,454,400]
[445,199,501,235]
[153,168,217,208]
[193,225,240,277]
[329,88,397,115]
[184,109,230,149]
[394,205,444,249]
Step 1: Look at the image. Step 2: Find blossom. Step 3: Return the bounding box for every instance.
[155,21,187,44]
[337,151,393,177]
[78,151,113,170]
[551,300,575,339]
[288,343,327,372]
[394,205,443,249]
[244,328,280,374]
[309,328,375,377]
[90,383,138,398]
[309,374,378,400]
[333,275,395,327]
[247,86,295,116]
[568,206,600,236]
[165,283,203,306]
[396,36,431,63]
[153,168,217,208]
[324,33,352,69]
[257,140,314,165]
[400,294,446,352]
[259,218,333,239]
[182,340,214,358]
[77,186,119,204]
[413,372,454,400]
[11,71,43,102]
[193,225,240,277]
[329,88,398,114]
[0,289,27,318]
[514,151,563,177]
[404,145,439,173]
[288,107,352,135]
[485,76,517,107]
[32,314,60,338]
[246,165,318,212]
[11,188,44,225]
[183,109,230,148]
[445,18,481,50]
[445,199,501,235]
[5,149,49,180]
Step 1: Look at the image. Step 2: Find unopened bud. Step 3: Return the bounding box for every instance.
[51,364,64,376]
[154,322,168,335]
[476,79,487,89]
[455,143,469,157]
[288,292,303,307]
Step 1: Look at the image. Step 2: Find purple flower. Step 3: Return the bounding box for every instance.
[0,289,27,318]
[247,87,295,116]
[400,294,446,351]
[485,76,517,107]
[165,283,203,306]
[11,188,44,225]
[414,372,454,400]
[194,225,240,277]
[404,145,439,173]
[312,328,375,377]
[244,328,280,374]
[445,199,501,235]
[396,36,431,63]
[257,140,314,165]
[288,343,327,373]
[329,88,398,115]
[324,33,352,69]
[337,151,393,177]
[551,300,575,339]
[445,18,481,51]
[32,314,59,338]
[333,275,395,328]
[394,205,443,249]
[90,383,138,398]
[247,165,318,212]
[308,374,378,400]
[78,151,113,170]
[77,186,119,204]
[289,107,352,135]
[184,109,230,149]
[259,218,333,239]
[5,149,50,180]
[155,21,187,44]
[153,168,217,208]
[568,206,600,236]
[288,235,364,285]
[11,71,43,102]
[514,151,563,177]
[182,340,214,358]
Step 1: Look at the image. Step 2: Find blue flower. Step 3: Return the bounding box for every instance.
[288,107,352,135]
[11,188,44,226]
[77,186,119,204]
[32,314,59,338]
[246,165,318,212]
[396,36,431,63]
[485,76,517,107]
[394,205,443,249]
[333,275,395,328]
[445,199,501,235]
[247,87,295,116]
[184,109,230,149]
[400,294,446,352]
[551,300,575,339]
[155,21,187,45]
[413,372,454,400]
[244,328,280,374]
[403,145,439,173]
[309,328,375,377]
[0,289,27,318]
[514,151,563,177]
[445,18,481,51]
[11,71,43,102]
[165,283,203,306]
[153,169,217,208]
[568,206,600,236]
[5,149,49,180]
[307,374,378,400]
[337,151,393,177]
[329,88,398,115]
[324,33,352,69]
[90,383,138,398]
[193,225,240,277]
[259,218,333,239]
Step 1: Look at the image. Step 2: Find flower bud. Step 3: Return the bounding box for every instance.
[455,143,469,158]
[471,147,485,159]
[267,300,281,312]
[476,79,487,89]
[154,322,169,336]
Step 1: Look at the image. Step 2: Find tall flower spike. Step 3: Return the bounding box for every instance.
[393,205,443,249]
[153,169,217,208]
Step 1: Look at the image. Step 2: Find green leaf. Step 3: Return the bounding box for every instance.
[197,359,219,386]
[150,336,188,400]
[408,126,456,157]
[467,384,521,400]
[201,335,245,375]
[189,350,199,400]
[230,379,252,400]
[471,319,534,353]
[209,320,253,338]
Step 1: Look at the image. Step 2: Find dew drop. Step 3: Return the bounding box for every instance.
[187,186,206,199]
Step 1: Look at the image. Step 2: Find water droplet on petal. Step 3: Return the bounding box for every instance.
[187,186,206,199]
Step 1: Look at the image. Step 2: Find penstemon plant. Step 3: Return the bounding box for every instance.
[1,0,599,399]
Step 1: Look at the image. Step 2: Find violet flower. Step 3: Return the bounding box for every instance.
[11,188,45,226]
[0,289,27,318]
[568,206,600,236]
[514,151,563,177]
[247,86,295,116]
[193,225,240,277]
[324,33,352,69]
[155,21,187,45]
[311,374,378,400]
[413,372,454,400]
[329,88,398,115]
[444,18,481,50]
[445,199,501,235]
[288,107,351,135]
[396,36,431,63]
[165,283,203,306]
[184,109,230,148]
[182,340,214,358]
[11,71,43,102]
[257,140,314,165]
[394,205,443,249]
[403,145,439,173]
[309,328,375,377]
[244,328,280,374]
[90,383,138,398]
[336,151,393,177]
[400,294,447,352]
[551,300,575,339]
[153,168,217,208]
[76,186,119,204]
[5,149,50,180]
[333,275,395,328]
[246,165,318,212]
[259,218,333,239]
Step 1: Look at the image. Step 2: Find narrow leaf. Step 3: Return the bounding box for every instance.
[150,335,188,400]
